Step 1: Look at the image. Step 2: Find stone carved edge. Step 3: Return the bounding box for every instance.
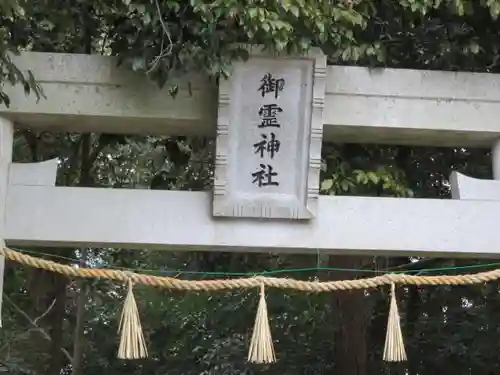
[305,49,327,219]
[212,46,326,219]
[212,71,231,216]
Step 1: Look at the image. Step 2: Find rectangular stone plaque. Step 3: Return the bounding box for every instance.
[213,48,326,219]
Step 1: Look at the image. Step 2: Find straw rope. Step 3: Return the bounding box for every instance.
[2,247,500,291]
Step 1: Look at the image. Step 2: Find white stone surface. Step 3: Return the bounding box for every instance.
[213,49,325,219]
[5,187,500,257]
[2,52,217,136]
[450,138,500,200]
[449,172,500,200]
[449,171,500,201]
[9,158,58,186]
[0,118,13,327]
[493,139,500,179]
[324,66,500,146]
[4,52,500,146]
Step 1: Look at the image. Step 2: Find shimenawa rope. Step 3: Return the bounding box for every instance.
[2,246,499,291]
[2,246,497,363]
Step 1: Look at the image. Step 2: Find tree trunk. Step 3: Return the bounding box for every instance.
[72,133,93,375]
[71,249,87,375]
[47,273,69,375]
[405,286,421,375]
[329,255,368,375]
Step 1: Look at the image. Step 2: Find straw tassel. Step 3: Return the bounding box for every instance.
[383,283,407,362]
[117,279,148,359]
[248,284,276,364]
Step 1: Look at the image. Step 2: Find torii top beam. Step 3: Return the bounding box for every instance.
[2,52,500,147]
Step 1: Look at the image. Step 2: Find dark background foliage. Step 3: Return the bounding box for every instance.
[1,0,499,374]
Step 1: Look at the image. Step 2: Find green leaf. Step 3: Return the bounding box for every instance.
[320,178,334,192]
[248,7,258,19]
[340,180,351,191]
[367,172,380,184]
[289,5,299,17]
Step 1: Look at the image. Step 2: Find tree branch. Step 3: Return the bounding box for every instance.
[71,249,87,375]
[4,295,73,363]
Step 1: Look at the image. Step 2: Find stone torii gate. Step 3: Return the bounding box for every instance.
[0,48,499,260]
